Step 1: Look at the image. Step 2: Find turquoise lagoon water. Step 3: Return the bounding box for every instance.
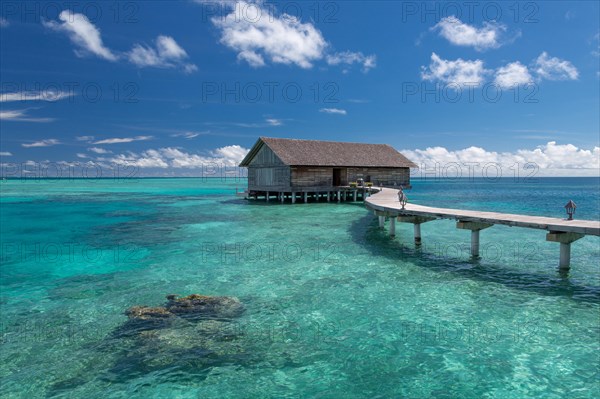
[0,177,599,398]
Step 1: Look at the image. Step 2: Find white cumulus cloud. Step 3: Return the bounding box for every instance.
[421,53,489,87]
[44,11,196,73]
[212,145,249,164]
[127,35,197,73]
[533,52,579,81]
[494,61,533,88]
[106,145,250,169]
[212,1,326,69]
[209,1,374,72]
[432,16,510,51]
[326,51,376,72]
[423,53,578,88]
[402,142,600,177]
[111,150,169,169]
[0,151,13,156]
[43,10,117,61]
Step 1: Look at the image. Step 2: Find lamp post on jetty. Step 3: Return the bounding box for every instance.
[565,200,576,220]
[398,188,407,210]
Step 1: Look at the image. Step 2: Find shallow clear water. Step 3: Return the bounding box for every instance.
[1,177,599,398]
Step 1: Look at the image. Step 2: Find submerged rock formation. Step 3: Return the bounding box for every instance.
[165,294,245,320]
[99,293,251,382]
[115,293,245,338]
[125,305,173,320]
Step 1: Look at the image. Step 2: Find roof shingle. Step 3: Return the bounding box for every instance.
[240,137,417,168]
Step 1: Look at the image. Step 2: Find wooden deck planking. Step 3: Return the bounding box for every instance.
[365,188,600,236]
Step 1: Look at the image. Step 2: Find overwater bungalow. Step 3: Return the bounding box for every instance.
[239,137,417,202]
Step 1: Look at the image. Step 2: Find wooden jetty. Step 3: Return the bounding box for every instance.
[365,188,600,270]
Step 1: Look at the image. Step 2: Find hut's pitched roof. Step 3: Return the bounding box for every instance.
[239,137,417,168]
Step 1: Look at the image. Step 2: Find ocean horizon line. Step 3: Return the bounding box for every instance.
[1,176,598,180]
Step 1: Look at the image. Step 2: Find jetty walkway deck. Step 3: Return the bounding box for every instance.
[365,188,600,270]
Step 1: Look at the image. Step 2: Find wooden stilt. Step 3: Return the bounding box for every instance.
[559,243,570,269]
[389,217,396,237]
[456,221,492,259]
[546,231,584,271]
[414,223,422,245]
[471,230,480,257]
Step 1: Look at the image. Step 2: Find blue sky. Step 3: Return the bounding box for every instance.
[0,1,599,176]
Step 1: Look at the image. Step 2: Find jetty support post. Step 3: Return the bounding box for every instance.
[353,190,357,202]
[304,192,308,203]
[397,216,436,245]
[457,221,493,258]
[375,210,388,230]
[291,192,296,204]
[389,215,397,237]
[327,191,330,202]
[546,231,584,270]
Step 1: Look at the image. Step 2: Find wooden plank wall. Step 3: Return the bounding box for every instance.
[291,167,334,188]
[248,145,285,167]
[248,166,291,190]
[347,168,410,186]
[290,167,410,188]
[247,145,291,190]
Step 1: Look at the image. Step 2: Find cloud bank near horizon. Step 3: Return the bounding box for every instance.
[401,141,599,177]
[10,141,597,177]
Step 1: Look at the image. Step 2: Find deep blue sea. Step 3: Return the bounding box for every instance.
[1,177,599,398]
